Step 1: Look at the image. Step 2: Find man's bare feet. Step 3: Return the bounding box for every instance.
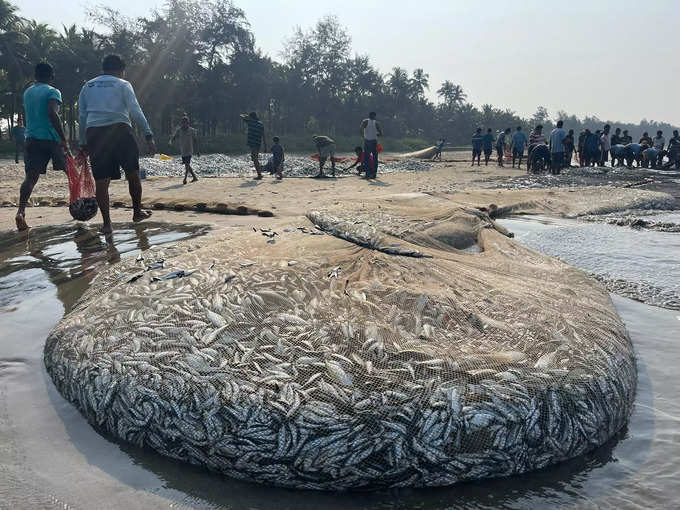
[133,209,153,223]
[101,223,113,235]
[254,175,263,180]
[15,213,29,231]
[191,177,198,182]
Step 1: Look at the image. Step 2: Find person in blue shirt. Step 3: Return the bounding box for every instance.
[263,136,285,179]
[549,120,567,174]
[10,119,26,164]
[16,62,70,231]
[432,138,445,161]
[496,128,511,167]
[510,126,528,168]
[482,128,494,166]
[471,128,483,166]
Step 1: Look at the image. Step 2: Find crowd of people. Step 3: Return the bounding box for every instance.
[471,123,680,174]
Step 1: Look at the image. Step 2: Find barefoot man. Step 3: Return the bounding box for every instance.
[240,112,266,180]
[16,62,70,231]
[171,115,199,184]
[78,54,155,234]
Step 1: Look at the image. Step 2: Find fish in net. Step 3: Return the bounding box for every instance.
[66,152,98,222]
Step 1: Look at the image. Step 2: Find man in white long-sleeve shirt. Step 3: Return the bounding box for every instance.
[79,54,156,234]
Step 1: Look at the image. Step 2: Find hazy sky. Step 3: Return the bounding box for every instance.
[16,0,679,125]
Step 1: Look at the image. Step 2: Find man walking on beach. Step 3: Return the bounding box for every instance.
[240,111,266,180]
[11,119,26,164]
[78,54,155,235]
[471,128,483,166]
[511,126,527,168]
[360,112,382,179]
[482,128,494,166]
[16,62,70,231]
[599,124,611,166]
[549,120,566,174]
[170,115,199,185]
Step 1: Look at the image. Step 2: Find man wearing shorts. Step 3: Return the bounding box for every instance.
[240,111,266,180]
[171,115,199,184]
[78,54,155,234]
[510,126,527,168]
[496,128,511,167]
[482,128,494,165]
[471,128,483,166]
[16,62,70,231]
[312,135,336,177]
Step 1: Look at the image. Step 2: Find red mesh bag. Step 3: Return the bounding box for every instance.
[66,152,98,221]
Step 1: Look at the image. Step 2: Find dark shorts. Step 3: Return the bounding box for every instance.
[87,123,139,181]
[248,145,260,161]
[24,138,65,174]
[181,155,192,165]
[512,148,524,157]
[483,148,492,156]
[472,148,482,157]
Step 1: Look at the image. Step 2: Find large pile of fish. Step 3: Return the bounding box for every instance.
[140,153,433,178]
[43,200,636,490]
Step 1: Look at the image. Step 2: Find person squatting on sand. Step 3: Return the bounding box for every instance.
[360,111,382,179]
[344,146,372,175]
[78,54,155,235]
[240,111,266,180]
[432,138,445,161]
[312,135,337,178]
[171,115,200,185]
[263,136,285,179]
[16,62,70,231]
[511,126,527,168]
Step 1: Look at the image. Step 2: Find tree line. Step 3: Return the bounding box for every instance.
[1,0,677,151]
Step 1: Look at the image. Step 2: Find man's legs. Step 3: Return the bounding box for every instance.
[15,142,23,164]
[330,157,336,177]
[95,177,113,234]
[317,156,326,177]
[518,152,524,168]
[369,141,379,178]
[251,148,262,179]
[16,170,40,230]
[188,163,197,182]
[183,164,190,185]
[497,149,503,167]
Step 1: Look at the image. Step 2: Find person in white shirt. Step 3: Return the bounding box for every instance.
[170,115,200,184]
[360,112,382,179]
[78,54,156,234]
[599,124,611,167]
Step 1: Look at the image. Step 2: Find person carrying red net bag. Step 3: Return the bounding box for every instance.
[66,152,98,221]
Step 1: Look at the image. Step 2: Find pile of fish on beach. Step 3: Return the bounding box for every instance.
[43,198,637,490]
[139,153,433,178]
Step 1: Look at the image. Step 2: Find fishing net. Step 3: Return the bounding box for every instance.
[44,194,636,490]
[66,152,98,221]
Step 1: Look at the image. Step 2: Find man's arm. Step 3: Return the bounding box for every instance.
[359,119,367,137]
[193,130,200,156]
[48,99,70,156]
[123,82,155,152]
[78,86,88,147]
[376,121,383,137]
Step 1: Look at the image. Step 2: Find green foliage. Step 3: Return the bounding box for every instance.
[1,0,678,148]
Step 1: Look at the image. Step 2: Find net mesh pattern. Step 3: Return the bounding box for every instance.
[44,198,636,490]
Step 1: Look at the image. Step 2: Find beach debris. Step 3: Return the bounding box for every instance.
[145,260,165,271]
[151,269,197,282]
[328,266,341,279]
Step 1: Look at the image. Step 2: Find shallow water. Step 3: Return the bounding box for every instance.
[1,220,679,508]
[498,215,680,309]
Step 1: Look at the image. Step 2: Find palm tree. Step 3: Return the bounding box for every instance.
[437,80,467,109]
[0,0,29,129]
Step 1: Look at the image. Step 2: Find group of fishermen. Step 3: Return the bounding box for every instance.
[472,123,680,174]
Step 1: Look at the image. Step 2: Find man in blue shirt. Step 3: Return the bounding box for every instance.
[549,120,567,174]
[16,62,70,231]
[482,128,494,166]
[511,126,528,168]
[471,128,483,166]
[10,119,26,164]
[583,129,600,167]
